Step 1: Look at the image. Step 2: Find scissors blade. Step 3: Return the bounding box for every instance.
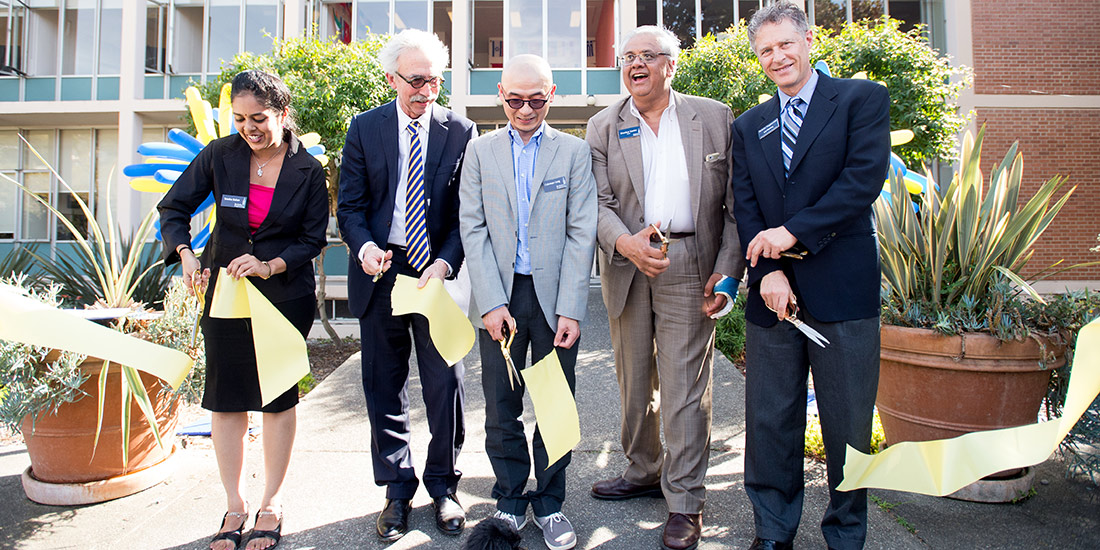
[791,320,830,348]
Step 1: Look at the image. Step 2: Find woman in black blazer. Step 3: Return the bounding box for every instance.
[158,70,328,550]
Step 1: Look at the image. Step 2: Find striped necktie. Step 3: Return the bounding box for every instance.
[404,121,431,271]
[782,97,804,177]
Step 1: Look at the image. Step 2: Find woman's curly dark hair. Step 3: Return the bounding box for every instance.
[230,69,299,133]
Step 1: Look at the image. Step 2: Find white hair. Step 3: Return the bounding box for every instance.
[621,25,681,62]
[378,29,450,75]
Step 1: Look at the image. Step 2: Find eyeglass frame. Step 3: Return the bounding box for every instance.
[394,71,444,90]
[618,51,672,67]
[502,97,549,110]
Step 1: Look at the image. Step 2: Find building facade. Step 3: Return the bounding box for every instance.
[2,0,1095,284]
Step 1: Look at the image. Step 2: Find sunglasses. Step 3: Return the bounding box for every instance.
[395,72,443,89]
[503,98,549,110]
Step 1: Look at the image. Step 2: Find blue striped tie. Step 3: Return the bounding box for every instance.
[782,97,804,177]
[404,121,431,271]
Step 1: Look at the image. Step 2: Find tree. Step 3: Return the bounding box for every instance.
[673,18,972,168]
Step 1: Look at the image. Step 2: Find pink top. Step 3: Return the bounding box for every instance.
[248,183,275,232]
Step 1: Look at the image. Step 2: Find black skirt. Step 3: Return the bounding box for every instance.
[200,292,316,413]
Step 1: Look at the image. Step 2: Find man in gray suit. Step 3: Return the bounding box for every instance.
[586,26,744,550]
[459,54,597,550]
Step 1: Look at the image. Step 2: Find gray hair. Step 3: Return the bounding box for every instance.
[621,25,680,62]
[378,29,450,75]
[747,1,810,51]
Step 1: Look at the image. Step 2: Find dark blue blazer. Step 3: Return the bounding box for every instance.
[337,100,477,318]
[731,71,890,327]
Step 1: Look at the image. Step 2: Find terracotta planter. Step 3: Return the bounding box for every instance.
[20,358,179,503]
[877,325,1064,445]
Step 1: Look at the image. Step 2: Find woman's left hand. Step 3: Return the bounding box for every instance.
[225,253,272,280]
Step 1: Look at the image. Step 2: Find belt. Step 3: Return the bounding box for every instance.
[650,231,695,242]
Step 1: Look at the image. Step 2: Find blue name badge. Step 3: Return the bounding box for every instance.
[220,194,248,209]
[542,177,567,192]
[618,126,641,139]
[758,118,780,140]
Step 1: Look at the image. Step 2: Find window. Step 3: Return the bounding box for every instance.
[244,0,280,55]
[470,0,503,68]
[98,0,122,75]
[0,131,16,239]
[547,0,582,67]
[432,0,453,60]
[357,0,390,38]
[27,2,58,76]
[587,0,615,67]
[0,2,26,75]
[208,0,241,73]
[701,0,733,38]
[146,1,168,73]
[395,0,428,32]
[57,129,92,241]
[61,0,95,75]
[173,0,204,73]
[21,130,54,241]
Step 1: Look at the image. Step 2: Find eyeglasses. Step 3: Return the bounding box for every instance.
[502,98,548,110]
[618,51,671,66]
[395,72,443,89]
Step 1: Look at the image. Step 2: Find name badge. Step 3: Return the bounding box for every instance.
[618,126,641,139]
[542,177,567,192]
[758,118,780,139]
[220,194,248,209]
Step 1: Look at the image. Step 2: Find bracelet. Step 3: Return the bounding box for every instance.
[262,261,272,279]
[177,244,191,255]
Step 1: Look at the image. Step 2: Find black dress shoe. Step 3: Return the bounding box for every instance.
[748,536,793,550]
[432,493,466,535]
[376,498,412,542]
[590,476,663,500]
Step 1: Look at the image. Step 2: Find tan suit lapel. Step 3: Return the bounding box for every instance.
[528,127,560,212]
[489,130,517,220]
[674,92,703,228]
[617,106,647,211]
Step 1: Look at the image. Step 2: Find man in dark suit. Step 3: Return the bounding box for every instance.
[730,3,890,550]
[337,28,477,542]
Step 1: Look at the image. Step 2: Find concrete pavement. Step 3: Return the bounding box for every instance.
[0,287,1098,549]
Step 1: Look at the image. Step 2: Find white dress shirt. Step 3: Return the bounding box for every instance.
[629,90,693,233]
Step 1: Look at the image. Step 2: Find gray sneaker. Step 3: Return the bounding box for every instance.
[534,512,577,550]
[491,508,528,532]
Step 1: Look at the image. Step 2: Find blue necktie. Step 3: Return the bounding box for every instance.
[782,97,804,177]
[404,121,431,271]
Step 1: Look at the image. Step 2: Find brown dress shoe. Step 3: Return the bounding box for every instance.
[661,512,702,550]
[590,476,663,500]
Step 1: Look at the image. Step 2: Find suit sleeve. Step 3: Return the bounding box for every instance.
[586,116,630,260]
[556,141,598,322]
[158,141,216,266]
[458,137,509,318]
[336,114,375,265]
[731,117,784,287]
[435,120,478,277]
[714,106,746,280]
[274,160,329,271]
[783,84,891,254]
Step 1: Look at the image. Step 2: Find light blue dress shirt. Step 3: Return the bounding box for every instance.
[508,122,545,276]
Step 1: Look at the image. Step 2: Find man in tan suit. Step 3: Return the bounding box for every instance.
[586,26,744,550]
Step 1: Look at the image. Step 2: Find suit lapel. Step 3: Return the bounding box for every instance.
[380,101,400,199]
[788,71,837,176]
[489,129,517,220]
[529,127,560,212]
[616,104,647,209]
[425,104,449,188]
[674,93,703,225]
[757,96,785,192]
[221,138,252,230]
[254,132,306,236]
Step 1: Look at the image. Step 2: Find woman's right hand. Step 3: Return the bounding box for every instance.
[179,246,210,296]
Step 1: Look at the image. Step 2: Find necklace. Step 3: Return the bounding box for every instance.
[252,145,283,177]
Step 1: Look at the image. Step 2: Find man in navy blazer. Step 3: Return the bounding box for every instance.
[337,29,477,542]
[730,3,890,549]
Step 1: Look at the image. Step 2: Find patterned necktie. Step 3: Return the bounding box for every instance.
[404,121,431,271]
[782,97,804,177]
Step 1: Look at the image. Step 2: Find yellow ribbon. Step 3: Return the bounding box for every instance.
[0,284,193,389]
[522,349,581,468]
[389,275,474,366]
[839,318,1100,495]
[208,272,310,406]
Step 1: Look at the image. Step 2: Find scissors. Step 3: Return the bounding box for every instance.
[767,299,830,348]
[189,269,206,347]
[650,219,672,258]
[499,321,523,390]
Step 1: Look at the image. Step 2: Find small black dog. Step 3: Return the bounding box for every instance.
[463,517,527,550]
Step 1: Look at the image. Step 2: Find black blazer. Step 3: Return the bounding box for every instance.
[158,130,329,304]
[731,71,891,327]
[337,100,477,318]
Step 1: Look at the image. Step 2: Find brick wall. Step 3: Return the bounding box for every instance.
[971,1,1099,95]
[974,109,1100,279]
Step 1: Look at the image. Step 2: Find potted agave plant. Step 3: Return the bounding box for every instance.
[0,136,201,505]
[874,127,1098,486]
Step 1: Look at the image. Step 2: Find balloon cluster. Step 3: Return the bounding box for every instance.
[124,85,328,251]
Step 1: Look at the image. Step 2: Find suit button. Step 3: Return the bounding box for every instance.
[639,216,644,223]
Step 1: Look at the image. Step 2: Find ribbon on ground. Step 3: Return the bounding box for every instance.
[522,350,581,468]
[839,317,1100,495]
[0,283,193,389]
[208,272,309,406]
[390,274,474,366]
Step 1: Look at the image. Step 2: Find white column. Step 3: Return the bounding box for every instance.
[117,0,145,235]
[450,0,470,117]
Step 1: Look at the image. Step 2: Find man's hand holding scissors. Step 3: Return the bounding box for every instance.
[614,221,670,278]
